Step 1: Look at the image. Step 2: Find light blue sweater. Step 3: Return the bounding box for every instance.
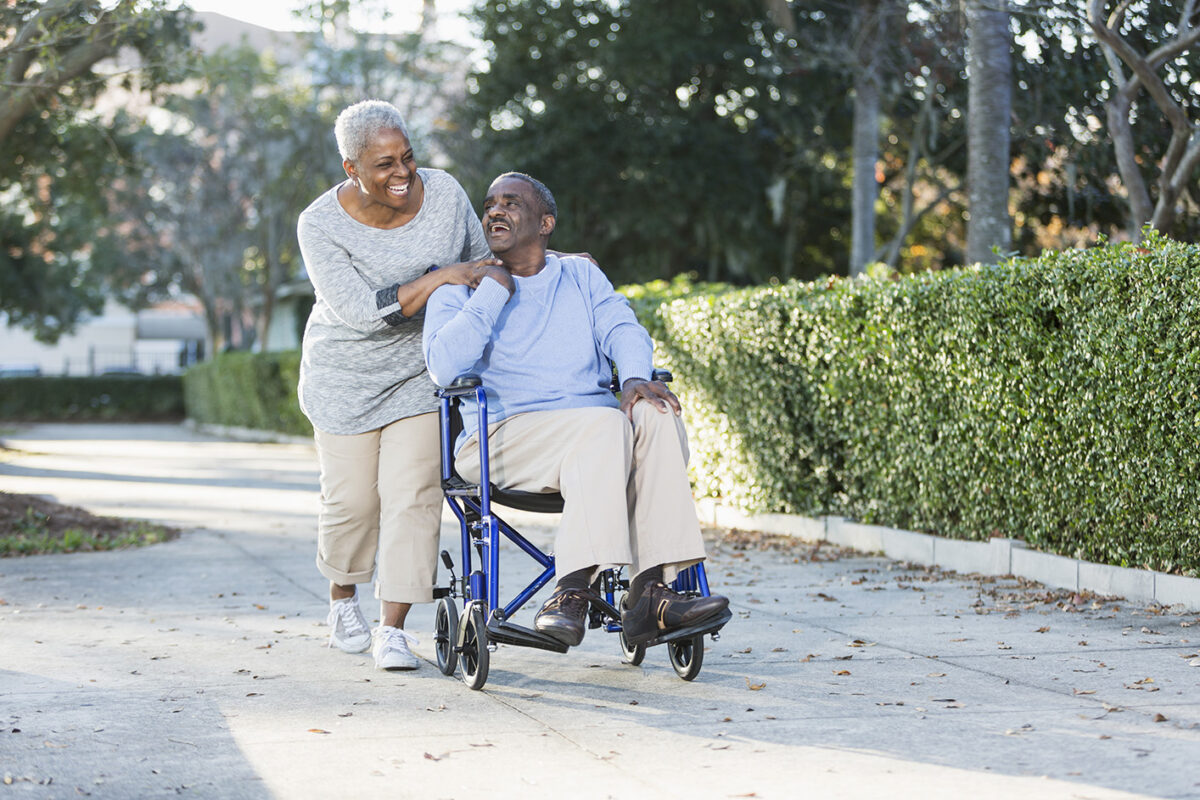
[423,254,654,453]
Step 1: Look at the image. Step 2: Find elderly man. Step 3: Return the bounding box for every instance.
[422,172,728,648]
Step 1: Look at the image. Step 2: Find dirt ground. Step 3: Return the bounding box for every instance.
[0,491,179,555]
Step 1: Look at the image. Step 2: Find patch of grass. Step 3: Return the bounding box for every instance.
[0,493,177,557]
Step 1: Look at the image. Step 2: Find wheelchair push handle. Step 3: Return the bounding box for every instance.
[438,374,482,398]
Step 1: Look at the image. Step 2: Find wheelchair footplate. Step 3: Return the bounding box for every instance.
[634,607,733,650]
[485,611,570,654]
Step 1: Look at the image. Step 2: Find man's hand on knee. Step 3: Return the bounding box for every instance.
[619,377,681,419]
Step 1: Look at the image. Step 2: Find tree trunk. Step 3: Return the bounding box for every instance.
[1087,0,1200,241]
[420,0,437,38]
[850,1,884,277]
[965,0,1013,265]
[763,0,795,34]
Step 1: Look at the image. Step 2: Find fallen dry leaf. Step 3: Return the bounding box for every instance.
[1152,713,1168,723]
[745,678,766,691]
[1035,626,1050,633]
[308,729,330,735]
[927,672,947,678]
[1073,688,1096,695]
[833,669,851,676]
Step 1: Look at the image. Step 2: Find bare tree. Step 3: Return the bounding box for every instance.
[965,0,1013,265]
[1087,0,1200,240]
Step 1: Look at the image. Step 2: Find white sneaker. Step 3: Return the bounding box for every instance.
[326,595,371,653]
[373,626,420,671]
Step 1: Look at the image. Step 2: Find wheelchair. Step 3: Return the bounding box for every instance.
[432,370,731,690]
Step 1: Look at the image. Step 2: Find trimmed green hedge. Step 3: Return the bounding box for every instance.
[637,232,1200,576]
[182,350,310,437]
[0,376,184,420]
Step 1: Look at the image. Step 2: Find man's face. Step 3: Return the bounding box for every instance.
[481,177,548,256]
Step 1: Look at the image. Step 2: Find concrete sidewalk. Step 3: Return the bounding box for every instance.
[1,422,1198,800]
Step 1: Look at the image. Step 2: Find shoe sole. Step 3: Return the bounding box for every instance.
[623,607,731,647]
[535,625,584,647]
[331,639,372,654]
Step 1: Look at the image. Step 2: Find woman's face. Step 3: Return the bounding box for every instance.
[344,127,419,214]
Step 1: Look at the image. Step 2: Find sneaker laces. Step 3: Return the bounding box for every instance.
[328,597,369,645]
[379,626,420,649]
[545,588,591,615]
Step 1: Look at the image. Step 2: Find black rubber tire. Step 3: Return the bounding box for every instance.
[434,597,458,676]
[617,593,646,666]
[667,633,704,681]
[460,604,490,691]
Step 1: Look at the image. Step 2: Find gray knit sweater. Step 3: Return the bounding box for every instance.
[297,168,489,435]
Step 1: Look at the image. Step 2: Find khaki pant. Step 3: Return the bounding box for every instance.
[456,402,705,582]
[313,412,442,603]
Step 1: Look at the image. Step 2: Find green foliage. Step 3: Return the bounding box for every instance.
[449,0,844,285]
[645,231,1200,575]
[183,351,310,437]
[0,2,196,341]
[0,495,172,557]
[0,376,183,421]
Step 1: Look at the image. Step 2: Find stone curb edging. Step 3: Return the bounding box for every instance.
[696,499,1200,611]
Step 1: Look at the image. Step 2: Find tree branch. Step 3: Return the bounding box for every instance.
[0,16,124,142]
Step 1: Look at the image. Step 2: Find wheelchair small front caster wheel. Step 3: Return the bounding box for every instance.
[616,593,645,666]
[434,597,458,676]
[667,633,704,681]
[460,604,490,690]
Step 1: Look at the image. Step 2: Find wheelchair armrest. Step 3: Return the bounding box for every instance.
[604,369,672,393]
[438,374,482,398]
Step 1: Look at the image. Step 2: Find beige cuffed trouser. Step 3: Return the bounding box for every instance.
[313,411,442,604]
[455,402,706,583]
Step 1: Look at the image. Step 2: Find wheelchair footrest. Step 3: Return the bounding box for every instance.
[485,617,570,654]
[640,608,733,649]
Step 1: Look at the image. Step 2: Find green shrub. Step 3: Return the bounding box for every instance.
[182,350,311,437]
[0,375,184,420]
[643,231,1200,576]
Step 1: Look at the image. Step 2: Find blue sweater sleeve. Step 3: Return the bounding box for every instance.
[423,276,512,387]
[577,260,654,383]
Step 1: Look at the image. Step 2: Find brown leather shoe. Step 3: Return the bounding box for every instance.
[533,587,590,646]
[621,582,729,646]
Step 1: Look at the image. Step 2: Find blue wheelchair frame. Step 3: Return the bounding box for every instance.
[432,372,728,690]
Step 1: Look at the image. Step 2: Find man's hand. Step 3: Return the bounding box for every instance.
[619,377,681,419]
[443,258,503,288]
[483,264,516,297]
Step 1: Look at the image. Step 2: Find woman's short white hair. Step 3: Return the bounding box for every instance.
[334,100,411,164]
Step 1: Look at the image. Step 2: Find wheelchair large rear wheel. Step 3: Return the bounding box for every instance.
[434,597,458,676]
[667,633,704,681]
[616,593,645,666]
[460,604,490,690]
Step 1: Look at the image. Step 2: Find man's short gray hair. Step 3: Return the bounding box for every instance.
[334,100,411,164]
[494,171,558,219]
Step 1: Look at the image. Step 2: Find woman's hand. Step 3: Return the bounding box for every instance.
[548,249,599,267]
[442,258,503,288]
[619,377,681,420]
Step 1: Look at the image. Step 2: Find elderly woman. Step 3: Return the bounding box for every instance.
[297,100,498,670]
